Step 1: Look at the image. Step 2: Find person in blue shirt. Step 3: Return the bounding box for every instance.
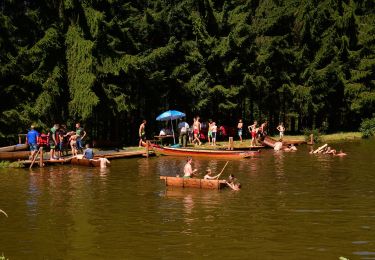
[26,125,39,159]
[83,144,94,159]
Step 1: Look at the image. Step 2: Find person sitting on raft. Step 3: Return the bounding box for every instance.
[203,168,221,180]
[183,157,198,178]
[226,174,241,191]
[83,144,94,159]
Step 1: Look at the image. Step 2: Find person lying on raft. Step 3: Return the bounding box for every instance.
[203,168,221,180]
[225,174,241,191]
[182,157,198,178]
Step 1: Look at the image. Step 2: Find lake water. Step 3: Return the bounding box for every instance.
[1,139,375,259]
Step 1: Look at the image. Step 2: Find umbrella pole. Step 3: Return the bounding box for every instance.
[171,118,175,144]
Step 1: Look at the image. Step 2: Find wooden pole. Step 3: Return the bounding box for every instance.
[228,137,234,150]
[29,147,42,169]
[39,147,44,167]
[146,140,149,158]
[215,161,229,180]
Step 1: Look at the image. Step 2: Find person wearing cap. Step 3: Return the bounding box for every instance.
[26,125,39,159]
[183,157,198,178]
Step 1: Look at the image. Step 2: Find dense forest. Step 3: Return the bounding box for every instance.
[0,0,374,145]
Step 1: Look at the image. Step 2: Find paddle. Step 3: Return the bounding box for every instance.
[0,209,8,218]
[215,161,229,180]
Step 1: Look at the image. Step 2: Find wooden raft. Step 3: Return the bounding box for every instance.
[160,176,227,190]
[71,157,101,167]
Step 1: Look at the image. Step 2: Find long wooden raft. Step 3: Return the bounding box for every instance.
[160,176,227,190]
[0,151,30,160]
[71,157,101,167]
[154,146,259,159]
[0,144,28,152]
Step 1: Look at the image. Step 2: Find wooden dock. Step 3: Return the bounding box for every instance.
[20,157,73,167]
[94,150,155,159]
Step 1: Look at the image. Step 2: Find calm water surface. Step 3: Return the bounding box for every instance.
[1,139,375,259]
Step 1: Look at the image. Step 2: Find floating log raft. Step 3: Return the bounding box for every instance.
[160,176,228,190]
[0,151,30,160]
[0,144,28,152]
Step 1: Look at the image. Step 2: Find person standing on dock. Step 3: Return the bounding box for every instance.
[276,122,285,140]
[26,125,39,160]
[192,116,201,146]
[139,120,147,147]
[259,121,268,139]
[248,121,258,147]
[178,119,189,147]
[75,123,86,151]
[237,119,243,142]
[211,122,217,146]
[49,124,59,160]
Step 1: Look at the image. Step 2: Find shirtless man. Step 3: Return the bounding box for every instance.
[139,120,146,147]
[192,116,201,146]
[211,122,217,146]
[259,121,268,139]
[183,157,198,178]
[98,157,110,168]
[277,122,285,140]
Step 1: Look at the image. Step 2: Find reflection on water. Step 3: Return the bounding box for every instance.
[0,139,375,259]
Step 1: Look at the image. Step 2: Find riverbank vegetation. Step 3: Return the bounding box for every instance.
[0,161,25,168]
[0,0,374,145]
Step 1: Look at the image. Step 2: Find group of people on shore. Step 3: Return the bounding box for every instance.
[139,114,288,148]
[26,123,111,167]
[180,157,241,191]
[239,120,269,146]
[26,123,86,160]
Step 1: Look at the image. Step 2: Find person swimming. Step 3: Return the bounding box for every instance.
[226,174,241,191]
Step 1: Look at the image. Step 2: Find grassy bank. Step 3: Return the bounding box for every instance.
[0,161,25,168]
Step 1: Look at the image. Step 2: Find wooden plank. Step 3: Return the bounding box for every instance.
[183,178,201,188]
[0,151,30,160]
[201,179,219,189]
[166,177,184,187]
[0,144,28,152]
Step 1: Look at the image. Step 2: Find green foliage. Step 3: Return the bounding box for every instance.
[0,161,11,168]
[66,25,99,120]
[359,118,375,138]
[0,0,374,145]
[303,128,322,143]
[0,161,25,168]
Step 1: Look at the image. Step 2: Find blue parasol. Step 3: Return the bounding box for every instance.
[156,110,186,144]
[156,110,186,121]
